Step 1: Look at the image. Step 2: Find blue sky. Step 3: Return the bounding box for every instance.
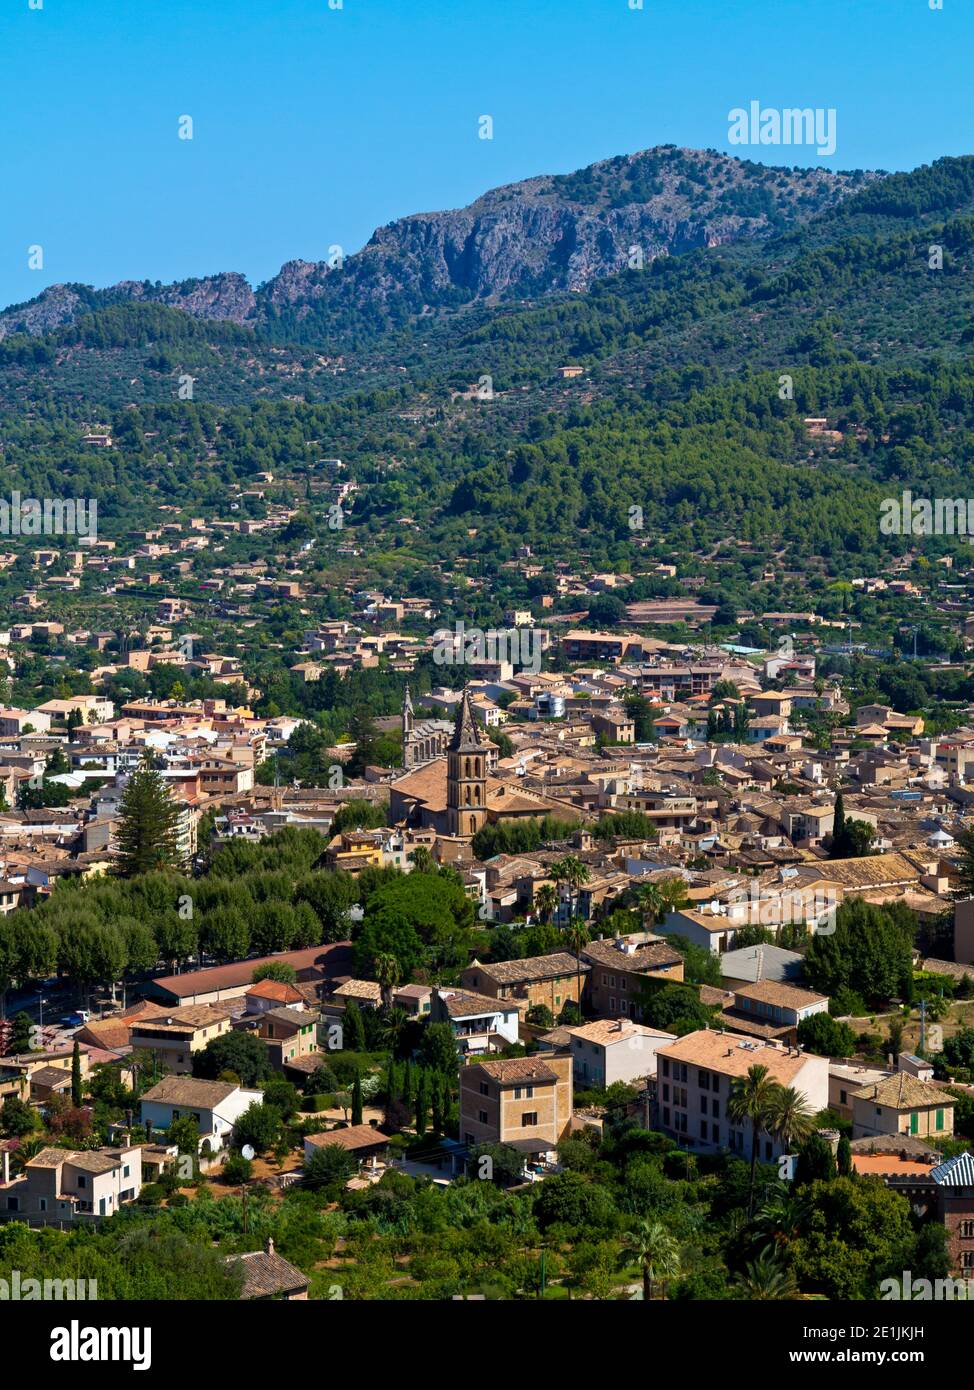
[1,0,971,309]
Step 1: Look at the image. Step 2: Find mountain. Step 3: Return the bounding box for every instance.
[0,147,873,344]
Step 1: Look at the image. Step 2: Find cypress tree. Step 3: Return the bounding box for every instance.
[71,1039,83,1108]
[351,1072,363,1126]
[415,1070,428,1137]
[836,1135,853,1177]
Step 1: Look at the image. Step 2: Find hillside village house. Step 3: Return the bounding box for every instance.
[254,1006,320,1069]
[128,1003,234,1074]
[139,1077,263,1153]
[568,1018,676,1088]
[851,1073,955,1142]
[1,1144,141,1221]
[429,988,520,1055]
[718,980,829,1043]
[459,1055,573,1155]
[656,1030,829,1159]
[581,934,685,1019]
[461,952,589,1014]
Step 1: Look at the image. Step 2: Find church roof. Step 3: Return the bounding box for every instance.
[448,688,485,753]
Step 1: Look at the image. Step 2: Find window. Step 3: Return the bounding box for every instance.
[522,1112,538,1127]
[661,1058,670,1078]
[38,1198,47,1212]
[963,1251,974,1270]
[662,1083,670,1102]
[123,1166,130,1179]
[663,1107,670,1126]
[479,1082,489,1096]
[700,1120,708,1140]
[674,1112,687,1134]
[936,1109,944,1130]
[698,1069,711,1091]
[840,1089,847,1105]
[959,1220,974,1239]
[619,978,627,992]
[77,1175,87,1189]
[712,1098,719,1118]
[609,998,616,1011]
[478,1110,488,1124]
[674,1087,688,1108]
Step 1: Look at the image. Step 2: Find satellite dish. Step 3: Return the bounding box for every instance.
[241,1144,255,1161]
[710,900,720,914]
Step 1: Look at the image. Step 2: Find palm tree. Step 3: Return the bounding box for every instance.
[372,953,401,1010]
[620,1219,681,1301]
[534,882,558,925]
[10,1137,44,1176]
[733,1247,799,1300]
[767,1085,814,1160]
[551,856,590,923]
[755,1193,811,1256]
[727,1064,782,1218]
[563,918,589,1018]
[638,882,665,925]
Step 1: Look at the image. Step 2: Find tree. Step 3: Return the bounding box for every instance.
[790,1176,916,1299]
[620,1219,681,1301]
[71,1040,83,1108]
[114,756,184,877]
[351,1073,363,1126]
[252,961,297,985]
[372,953,400,1010]
[563,918,589,1016]
[550,856,590,922]
[733,1248,798,1300]
[192,1031,270,1087]
[303,1142,356,1191]
[417,1022,459,1075]
[797,1012,857,1058]
[232,1100,282,1155]
[534,883,558,925]
[829,791,875,859]
[836,1135,853,1176]
[767,1086,813,1157]
[727,1064,781,1218]
[794,1133,837,1186]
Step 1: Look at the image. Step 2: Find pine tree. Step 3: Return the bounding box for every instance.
[351,1073,363,1126]
[71,1040,83,1107]
[114,756,184,877]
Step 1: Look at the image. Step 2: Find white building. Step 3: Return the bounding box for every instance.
[139,1077,263,1153]
[568,1018,676,1088]
[656,1029,830,1160]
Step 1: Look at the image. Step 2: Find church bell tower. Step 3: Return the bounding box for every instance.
[446,688,487,838]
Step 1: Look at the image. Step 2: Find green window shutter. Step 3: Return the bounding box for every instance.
[936,1109,944,1130]
[910,1111,919,1134]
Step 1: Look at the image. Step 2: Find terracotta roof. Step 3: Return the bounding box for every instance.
[733,980,828,1010]
[150,943,353,999]
[567,1019,675,1047]
[305,1124,390,1152]
[658,1029,812,1085]
[229,1247,309,1299]
[437,989,513,1018]
[582,938,683,974]
[470,1057,560,1085]
[246,979,305,1004]
[470,953,588,986]
[852,1073,955,1110]
[140,1076,242,1107]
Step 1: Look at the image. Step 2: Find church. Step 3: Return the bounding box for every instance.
[400,685,454,770]
[390,686,581,841]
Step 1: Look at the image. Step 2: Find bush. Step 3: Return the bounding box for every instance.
[223,1152,253,1184]
[139,1182,163,1207]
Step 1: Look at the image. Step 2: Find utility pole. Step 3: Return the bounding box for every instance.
[919,996,926,1057]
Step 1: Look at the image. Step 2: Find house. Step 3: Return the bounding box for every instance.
[829,1063,892,1122]
[568,1018,676,1088]
[303,1124,391,1169]
[244,979,307,1015]
[851,1073,955,1142]
[144,943,353,1006]
[393,983,433,1017]
[656,1030,829,1159]
[581,935,685,1020]
[657,907,739,956]
[0,1145,141,1221]
[459,1054,573,1152]
[139,1077,264,1153]
[429,989,520,1055]
[460,953,589,1014]
[227,1237,309,1300]
[128,1004,234,1074]
[255,1007,320,1069]
[719,980,830,1043]
[718,944,805,989]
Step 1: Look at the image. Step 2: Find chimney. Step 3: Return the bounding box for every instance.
[265,1236,274,1256]
[1,1149,10,1185]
